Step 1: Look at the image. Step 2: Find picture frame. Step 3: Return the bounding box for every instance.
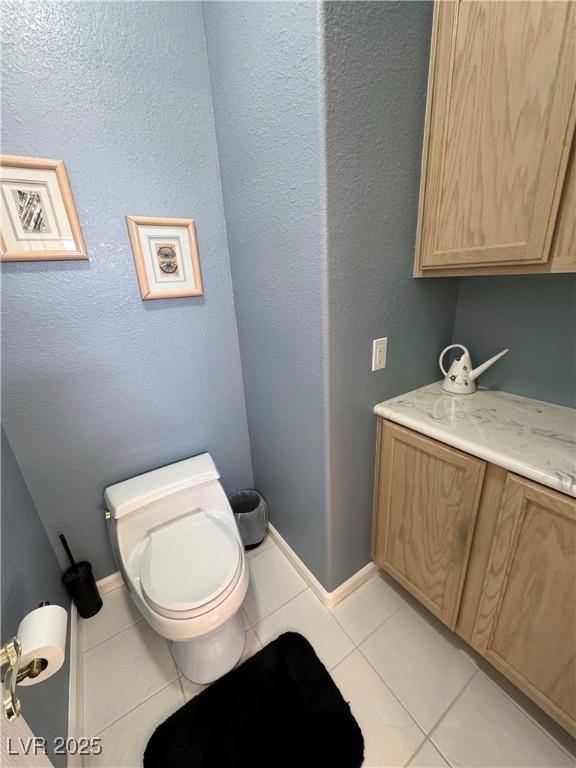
[0,155,88,261]
[126,216,204,300]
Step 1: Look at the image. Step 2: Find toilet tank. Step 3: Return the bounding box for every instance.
[105,453,221,520]
[105,453,235,574]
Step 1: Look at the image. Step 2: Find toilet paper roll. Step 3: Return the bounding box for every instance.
[16,604,67,687]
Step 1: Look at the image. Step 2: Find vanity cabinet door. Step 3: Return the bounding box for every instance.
[373,420,485,628]
[473,474,576,736]
[414,0,576,276]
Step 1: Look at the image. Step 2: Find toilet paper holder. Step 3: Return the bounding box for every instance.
[1,635,23,720]
[0,602,52,721]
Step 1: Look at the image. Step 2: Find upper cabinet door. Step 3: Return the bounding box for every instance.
[415,1,576,275]
[550,132,576,271]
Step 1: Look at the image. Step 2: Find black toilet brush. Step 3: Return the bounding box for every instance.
[59,534,102,619]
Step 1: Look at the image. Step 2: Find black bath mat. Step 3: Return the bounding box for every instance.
[144,631,364,768]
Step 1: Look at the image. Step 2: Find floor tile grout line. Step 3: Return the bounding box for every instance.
[326,612,358,648]
[356,609,477,745]
[324,571,385,622]
[245,584,309,629]
[324,581,393,648]
[299,585,375,649]
[257,567,426,734]
[92,675,181,737]
[85,552,573,766]
[351,601,406,649]
[427,740,454,768]
[178,673,207,699]
[355,640,429,742]
[467,667,576,762]
[81,616,145,655]
[327,644,359,675]
[354,599,480,740]
[243,542,309,628]
[402,735,430,768]
[352,596,573,763]
[244,538,275,562]
[245,584,310,631]
[427,662,575,764]
[329,598,405,649]
[425,668,479,760]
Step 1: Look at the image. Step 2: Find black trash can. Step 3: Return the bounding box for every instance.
[228,489,268,550]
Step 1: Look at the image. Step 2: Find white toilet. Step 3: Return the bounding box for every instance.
[104,453,249,684]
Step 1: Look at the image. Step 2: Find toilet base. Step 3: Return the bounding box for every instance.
[171,611,246,684]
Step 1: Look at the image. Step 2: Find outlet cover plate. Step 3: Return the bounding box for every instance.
[372,337,388,371]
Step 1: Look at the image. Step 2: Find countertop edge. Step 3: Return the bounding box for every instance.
[374,404,576,499]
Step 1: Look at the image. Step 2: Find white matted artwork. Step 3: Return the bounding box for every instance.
[126,216,203,300]
[0,155,88,261]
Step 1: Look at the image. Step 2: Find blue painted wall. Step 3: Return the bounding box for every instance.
[205,0,459,589]
[324,1,459,586]
[203,1,332,587]
[452,275,576,408]
[1,429,70,766]
[3,0,569,600]
[1,0,253,578]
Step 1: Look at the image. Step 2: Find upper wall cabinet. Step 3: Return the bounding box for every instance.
[414,1,576,277]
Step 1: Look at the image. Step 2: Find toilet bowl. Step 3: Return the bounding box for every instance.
[104,453,249,684]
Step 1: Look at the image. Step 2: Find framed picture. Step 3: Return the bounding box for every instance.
[0,155,88,261]
[126,216,203,300]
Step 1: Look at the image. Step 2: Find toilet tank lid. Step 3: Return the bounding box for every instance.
[105,453,220,519]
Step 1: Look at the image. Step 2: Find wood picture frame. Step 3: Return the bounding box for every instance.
[126,216,203,300]
[0,155,88,261]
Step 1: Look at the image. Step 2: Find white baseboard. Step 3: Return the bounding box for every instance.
[90,527,373,615]
[267,523,375,608]
[96,571,124,595]
[67,603,82,768]
[62,525,369,765]
[67,572,124,766]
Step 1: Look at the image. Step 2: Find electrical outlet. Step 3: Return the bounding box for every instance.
[372,337,388,371]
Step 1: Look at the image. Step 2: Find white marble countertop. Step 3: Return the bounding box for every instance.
[374,383,576,498]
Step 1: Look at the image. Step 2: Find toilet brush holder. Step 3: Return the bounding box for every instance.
[59,534,102,619]
[62,562,102,618]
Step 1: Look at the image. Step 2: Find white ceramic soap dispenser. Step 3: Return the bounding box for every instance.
[439,344,508,394]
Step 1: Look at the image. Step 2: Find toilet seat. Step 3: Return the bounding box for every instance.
[140,511,242,619]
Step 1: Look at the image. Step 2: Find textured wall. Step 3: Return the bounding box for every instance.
[452,275,576,407]
[205,0,459,590]
[203,2,332,587]
[5,0,561,601]
[324,1,459,586]
[1,429,70,766]
[1,1,253,578]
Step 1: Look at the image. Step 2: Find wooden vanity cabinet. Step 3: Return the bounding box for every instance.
[372,421,486,628]
[414,0,576,277]
[373,418,576,736]
[471,475,576,735]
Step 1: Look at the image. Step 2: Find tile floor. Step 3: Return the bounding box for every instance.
[80,537,575,767]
